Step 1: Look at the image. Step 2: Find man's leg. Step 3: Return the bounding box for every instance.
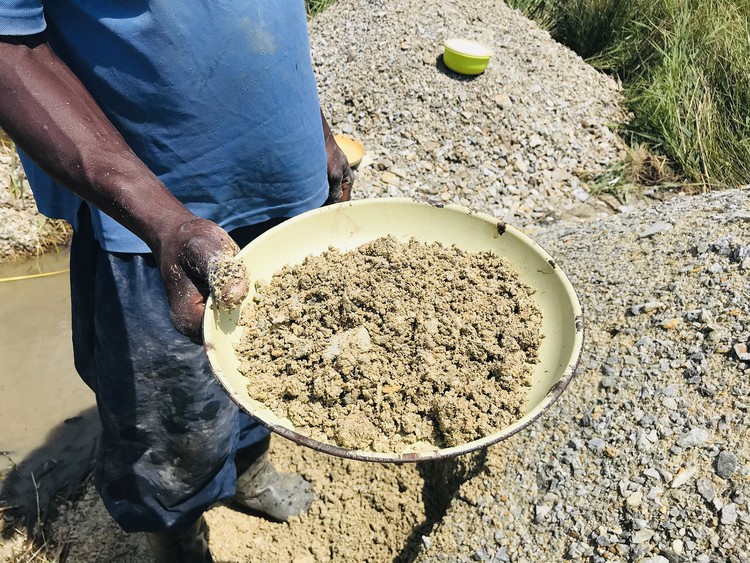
[70,206,250,535]
[70,208,312,560]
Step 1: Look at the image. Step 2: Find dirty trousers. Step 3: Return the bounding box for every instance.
[70,207,280,533]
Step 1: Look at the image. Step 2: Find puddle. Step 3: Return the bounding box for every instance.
[0,249,98,520]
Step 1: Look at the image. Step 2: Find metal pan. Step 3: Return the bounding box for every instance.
[204,198,583,463]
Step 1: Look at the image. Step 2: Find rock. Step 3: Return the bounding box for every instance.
[471,547,489,561]
[671,466,698,488]
[676,428,709,448]
[513,158,528,174]
[638,557,669,563]
[662,397,678,410]
[534,504,552,522]
[631,301,664,314]
[381,171,399,185]
[600,376,616,389]
[715,450,738,479]
[696,478,716,503]
[721,503,738,525]
[671,539,685,555]
[389,167,408,179]
[639,221,673,238]
[632,528,655,543]
[626,490,643,508]
[572,187,590,202]
[374,158,393,171]
[587,438,606,452]
[734,342,750,361]
[494,93,512,109]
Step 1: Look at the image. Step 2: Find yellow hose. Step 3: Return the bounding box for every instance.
[0,269,70,283]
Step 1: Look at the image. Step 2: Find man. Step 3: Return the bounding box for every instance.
[0,1,352,561]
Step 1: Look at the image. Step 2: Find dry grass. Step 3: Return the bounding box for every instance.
[625,144,679,188]
[1,475,68,563]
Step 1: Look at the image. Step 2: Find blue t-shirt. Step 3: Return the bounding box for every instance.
[0,0,329,252]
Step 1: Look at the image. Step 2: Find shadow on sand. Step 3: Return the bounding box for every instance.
[394,449,488,563]
[1,407,99,534]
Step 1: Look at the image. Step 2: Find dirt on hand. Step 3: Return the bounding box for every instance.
[208,254,249,310]
[236,236,543,453]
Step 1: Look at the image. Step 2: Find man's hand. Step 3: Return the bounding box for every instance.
[154,218,248,344]
[321,112,353,204]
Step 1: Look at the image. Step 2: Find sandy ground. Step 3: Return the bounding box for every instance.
[27,439,489,563]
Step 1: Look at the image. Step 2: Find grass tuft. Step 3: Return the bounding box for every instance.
[306,0,339,17]
[508,0,750,190]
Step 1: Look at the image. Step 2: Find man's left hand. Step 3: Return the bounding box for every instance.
[321,112,353,204]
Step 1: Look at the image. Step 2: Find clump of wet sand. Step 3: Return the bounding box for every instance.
[236,236,542,453]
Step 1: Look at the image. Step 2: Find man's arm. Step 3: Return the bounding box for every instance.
[0,33,245,342]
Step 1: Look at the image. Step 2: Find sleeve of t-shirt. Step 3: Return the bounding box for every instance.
[0,0,46,35]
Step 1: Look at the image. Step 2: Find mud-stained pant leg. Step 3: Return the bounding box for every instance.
[69,207,270,533]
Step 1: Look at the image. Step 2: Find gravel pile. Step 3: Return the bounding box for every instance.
[414,189,750,562]
[311,0,627,227]
[313,3,749,559]
[311,6,748,559]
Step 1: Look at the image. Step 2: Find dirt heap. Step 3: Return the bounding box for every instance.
[237,236,542,452]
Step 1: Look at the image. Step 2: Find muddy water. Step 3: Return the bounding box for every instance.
[0,250,98,517]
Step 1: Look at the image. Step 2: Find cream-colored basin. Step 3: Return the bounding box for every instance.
[204,198,583,462]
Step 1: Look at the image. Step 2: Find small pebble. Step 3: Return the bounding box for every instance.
[639,222,673,238]
[721,503,738,526]
[632,529,655,543]
[671,467,698,488]
[696,478,716,503]
[676,428,710,448]
[715,450,738,479]
[534,504,552,522]
[734,343,750,361]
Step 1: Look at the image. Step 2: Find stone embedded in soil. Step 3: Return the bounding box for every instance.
[235,236,543,453]
[715,450,738,479]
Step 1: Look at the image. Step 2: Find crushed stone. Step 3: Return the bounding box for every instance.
[311,0,628,227]
[415,189,750,563]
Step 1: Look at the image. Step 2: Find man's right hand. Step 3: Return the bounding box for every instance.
[153,217,248,343]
